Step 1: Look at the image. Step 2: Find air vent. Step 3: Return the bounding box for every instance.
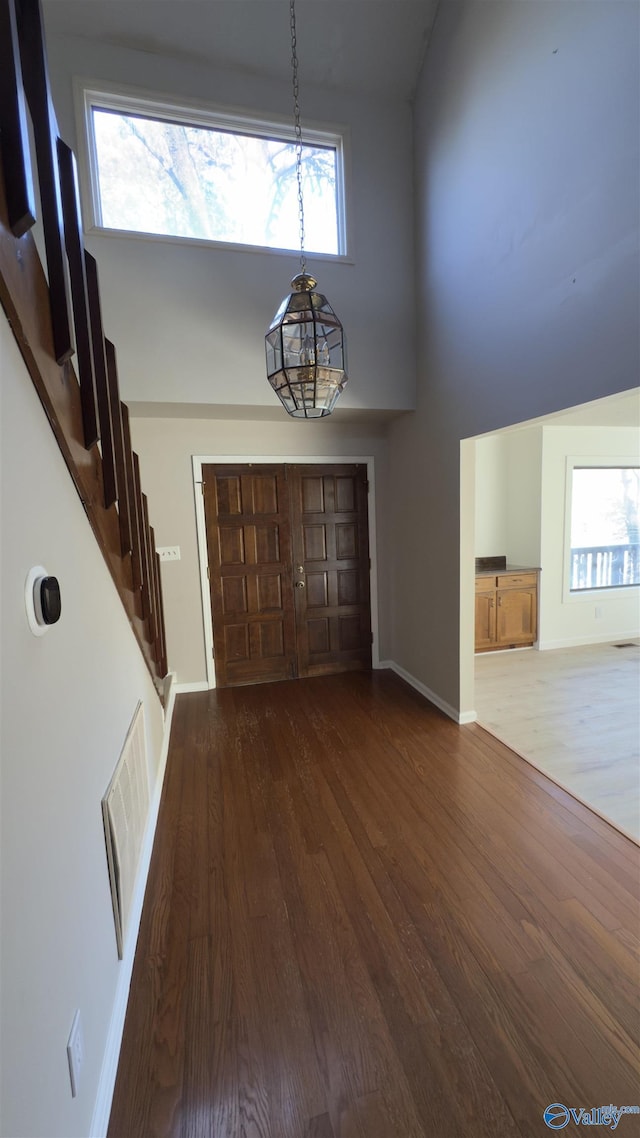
[102,704,149,958]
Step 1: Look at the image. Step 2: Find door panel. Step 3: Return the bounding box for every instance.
[289,465,372,678]
[203,465,296,686]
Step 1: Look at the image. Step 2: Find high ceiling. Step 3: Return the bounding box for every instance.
[42,0,440,101]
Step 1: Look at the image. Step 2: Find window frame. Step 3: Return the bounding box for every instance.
[563,456,640,602]
[73,78,351,260]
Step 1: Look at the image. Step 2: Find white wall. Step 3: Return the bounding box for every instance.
[473,420,640,650]
[45,32,416,414]
[389,0,639,715]
[130,413,391,684]
[539,425,640,648]
[475,426,543,565]
[0,312,165,1138]
[504,427,543,569]
[474,434,509,557]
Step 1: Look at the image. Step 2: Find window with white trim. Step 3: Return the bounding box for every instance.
[80,86,346,255]
[568,465,640,591]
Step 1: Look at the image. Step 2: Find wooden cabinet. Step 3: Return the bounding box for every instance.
[475,570,538,652]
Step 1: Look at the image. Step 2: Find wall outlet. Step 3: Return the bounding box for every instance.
[157,546,181,562]
[67,1009,83,1098]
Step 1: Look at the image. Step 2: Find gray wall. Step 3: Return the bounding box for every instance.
[131,414,392,684]
[389,0,639,713]
[45,31,416,414]
[42,27,408,686]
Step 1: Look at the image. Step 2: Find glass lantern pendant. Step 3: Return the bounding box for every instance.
[265,0,348,418]
[265,271,348,418]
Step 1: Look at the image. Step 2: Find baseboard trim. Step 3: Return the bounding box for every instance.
[377,660,477,725]
[174,680,210,693]
[90,673,177,1138]
[457,709,478,725]
[538,631,640,651]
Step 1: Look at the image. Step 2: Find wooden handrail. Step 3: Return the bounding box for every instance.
[0,0,167,691]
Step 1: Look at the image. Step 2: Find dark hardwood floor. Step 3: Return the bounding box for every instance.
[108,671,640,1138]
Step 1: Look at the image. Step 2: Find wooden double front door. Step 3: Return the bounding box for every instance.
[202,463,372,687]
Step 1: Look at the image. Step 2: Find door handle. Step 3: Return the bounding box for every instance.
[295,580,306,588]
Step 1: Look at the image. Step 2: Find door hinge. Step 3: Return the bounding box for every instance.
[200,481,205,496]
[207,565,210,581]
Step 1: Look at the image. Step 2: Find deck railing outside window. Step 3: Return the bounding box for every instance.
[570,543,640,590]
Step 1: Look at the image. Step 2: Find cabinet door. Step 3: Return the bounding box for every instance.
[475,591,496,650]
[496,586,537,646]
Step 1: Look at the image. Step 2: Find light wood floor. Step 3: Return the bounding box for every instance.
[108,672,639,1138]
[475,640,640,842]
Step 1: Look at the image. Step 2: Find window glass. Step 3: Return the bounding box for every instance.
[569,467,640,590]
[90,106,340,254]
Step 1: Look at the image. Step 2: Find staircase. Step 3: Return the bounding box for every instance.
[0,0,167,688]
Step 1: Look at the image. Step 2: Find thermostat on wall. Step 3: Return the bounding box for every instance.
[25,566,62,636]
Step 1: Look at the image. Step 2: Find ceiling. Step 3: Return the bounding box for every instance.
[42,1,440,101]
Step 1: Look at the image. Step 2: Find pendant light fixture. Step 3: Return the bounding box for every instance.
[265,0,348,418]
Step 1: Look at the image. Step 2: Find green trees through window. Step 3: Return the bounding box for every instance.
[91,107,340,254]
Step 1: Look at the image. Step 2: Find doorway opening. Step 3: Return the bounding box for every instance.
[461,388,640,841]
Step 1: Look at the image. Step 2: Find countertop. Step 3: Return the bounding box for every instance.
[475,564,540,578]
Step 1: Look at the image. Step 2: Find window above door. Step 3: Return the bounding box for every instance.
[75,81,349,258]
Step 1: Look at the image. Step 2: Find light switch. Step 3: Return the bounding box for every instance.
[157,547,181,562]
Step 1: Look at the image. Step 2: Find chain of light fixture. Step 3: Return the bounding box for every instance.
[264,0,348,418]
[289,0,306,275]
